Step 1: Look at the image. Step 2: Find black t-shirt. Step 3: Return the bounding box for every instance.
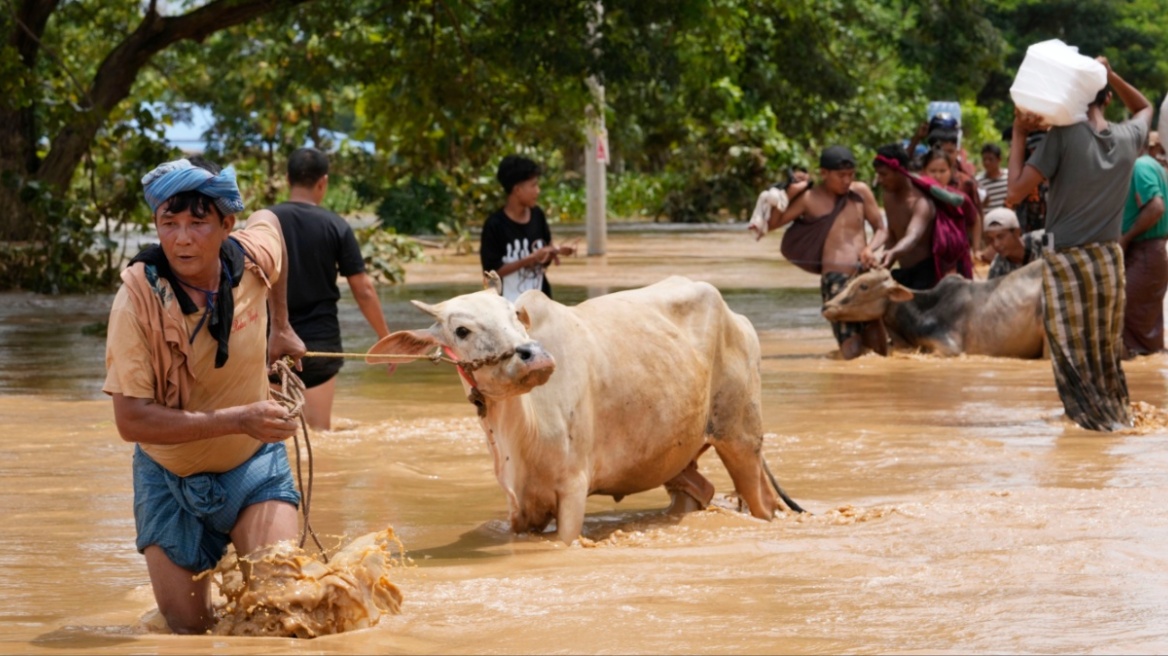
[480,206,554,301]
[268,201,365,342]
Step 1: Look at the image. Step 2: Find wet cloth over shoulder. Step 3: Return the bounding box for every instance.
[781,190,861,274]
[133,442,300,573]
[875,155,973,282]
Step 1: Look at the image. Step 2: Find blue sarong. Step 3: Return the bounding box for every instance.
[133,442,300,573]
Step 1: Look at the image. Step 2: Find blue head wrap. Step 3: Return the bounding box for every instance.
[141,159,246,217]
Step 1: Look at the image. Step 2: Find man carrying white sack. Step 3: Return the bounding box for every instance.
[1007,56,1152,431]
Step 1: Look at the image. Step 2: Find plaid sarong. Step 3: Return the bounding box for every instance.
[821,271,868,346]
[1042,242,1132,431]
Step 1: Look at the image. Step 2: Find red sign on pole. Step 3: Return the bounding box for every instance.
[595,128,609,164]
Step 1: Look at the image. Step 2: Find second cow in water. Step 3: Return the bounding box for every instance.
[821,261,1045,358]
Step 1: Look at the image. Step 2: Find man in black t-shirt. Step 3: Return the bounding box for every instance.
[269,148,391,430]
[480,156,574,302]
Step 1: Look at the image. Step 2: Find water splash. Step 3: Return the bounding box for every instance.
[203,528,406,638]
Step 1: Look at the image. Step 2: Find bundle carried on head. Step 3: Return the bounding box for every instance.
[1010,39,1107,127]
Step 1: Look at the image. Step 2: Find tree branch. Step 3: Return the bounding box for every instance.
[37,0,313,190]
[9,0,61,66]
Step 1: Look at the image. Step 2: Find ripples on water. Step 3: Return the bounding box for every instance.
[5,232,1168,652]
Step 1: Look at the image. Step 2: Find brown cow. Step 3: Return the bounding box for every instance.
[821,261,1045,358]
[367,276,802,542]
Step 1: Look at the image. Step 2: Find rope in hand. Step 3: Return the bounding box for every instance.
[270,358,328,561]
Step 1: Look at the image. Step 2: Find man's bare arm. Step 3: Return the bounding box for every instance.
[247,209,306,367]
[347,272,390,339]
[1100,56,1152,128]
[111,394,299,445]
[1006,110,1047,208]
[770,184,811,231]
[854,182,888,265]
[1121,195,1166,250]
[881,196,933,267]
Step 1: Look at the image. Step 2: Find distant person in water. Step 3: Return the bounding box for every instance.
[480,155,575,302]
[1006,56,1152,431]
[753,145,889,359]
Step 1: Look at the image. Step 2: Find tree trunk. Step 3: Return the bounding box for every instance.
[2,0,312,241]
[1,0,62,239]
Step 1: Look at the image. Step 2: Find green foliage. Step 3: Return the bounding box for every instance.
[10,0,1168,294]
[539,175,587,224]
[980,0,1168,126]
[355,227,426,285]
[437,220,475,255]
[608,172,669,221]
[958,100,1005,159]
[372,179,453,235]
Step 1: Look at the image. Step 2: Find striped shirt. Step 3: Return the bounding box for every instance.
[977,170,1009,211]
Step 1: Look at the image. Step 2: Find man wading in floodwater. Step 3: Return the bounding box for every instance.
[103,157,306,633]
[752,146,889,359]
[1006,56,1152,431]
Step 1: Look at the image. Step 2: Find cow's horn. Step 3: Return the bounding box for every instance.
[483,270,503,296]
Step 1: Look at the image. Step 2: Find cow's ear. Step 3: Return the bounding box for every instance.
[410,299,442,319]
[366,329,442,365]
[483,270,503,296]
[889,285,914,302]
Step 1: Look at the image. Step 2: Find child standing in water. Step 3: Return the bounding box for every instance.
[480,155,575,302]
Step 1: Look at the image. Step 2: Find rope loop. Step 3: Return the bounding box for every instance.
[270,358,327,560]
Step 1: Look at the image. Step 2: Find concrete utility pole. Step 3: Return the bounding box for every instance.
[584,1,607,256]
[584,83,608,256]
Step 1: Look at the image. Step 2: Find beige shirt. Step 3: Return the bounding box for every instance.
[104,222,281,477]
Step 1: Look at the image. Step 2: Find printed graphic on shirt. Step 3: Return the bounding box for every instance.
[501,237,545,301]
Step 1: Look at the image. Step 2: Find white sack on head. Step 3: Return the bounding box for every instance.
[1010,39,1107,127]
[748,187,788,237]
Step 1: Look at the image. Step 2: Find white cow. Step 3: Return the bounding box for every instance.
[367,275,802,542]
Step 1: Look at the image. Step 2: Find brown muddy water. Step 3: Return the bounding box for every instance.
[4,226,1168,653]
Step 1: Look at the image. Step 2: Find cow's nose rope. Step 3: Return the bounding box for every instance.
[302,348,517,373]
[270,358,328,561]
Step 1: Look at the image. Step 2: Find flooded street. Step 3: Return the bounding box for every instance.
[4,226,1168,653]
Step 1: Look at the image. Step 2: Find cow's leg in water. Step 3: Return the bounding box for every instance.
[555,474,590,543]
[664,445,715,514]
[713,438,780,519]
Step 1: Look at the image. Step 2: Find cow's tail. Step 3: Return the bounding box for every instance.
[763,458,806,514]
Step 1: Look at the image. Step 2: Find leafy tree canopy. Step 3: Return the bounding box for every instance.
[3,0,1168,290]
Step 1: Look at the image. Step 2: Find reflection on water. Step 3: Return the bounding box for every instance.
[4,229,1168,653]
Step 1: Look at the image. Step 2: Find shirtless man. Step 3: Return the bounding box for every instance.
[874,143,939,289]
[756,145,888,359]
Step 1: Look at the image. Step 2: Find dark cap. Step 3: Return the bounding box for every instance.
[819,146,856,171]
[927,128,959,145]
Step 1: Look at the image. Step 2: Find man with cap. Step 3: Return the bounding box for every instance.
[983,207,1045,279]
[481,154,575,302]
[759,145,889,359]
[1007,56,1152,431]
[103,156,307,633]
[1119,142,1168,356]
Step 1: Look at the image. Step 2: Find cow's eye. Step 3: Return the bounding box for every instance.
[859,284,869,291]
[454,326,471,339]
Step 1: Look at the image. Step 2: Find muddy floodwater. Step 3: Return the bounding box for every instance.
[5,225,1168,653]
